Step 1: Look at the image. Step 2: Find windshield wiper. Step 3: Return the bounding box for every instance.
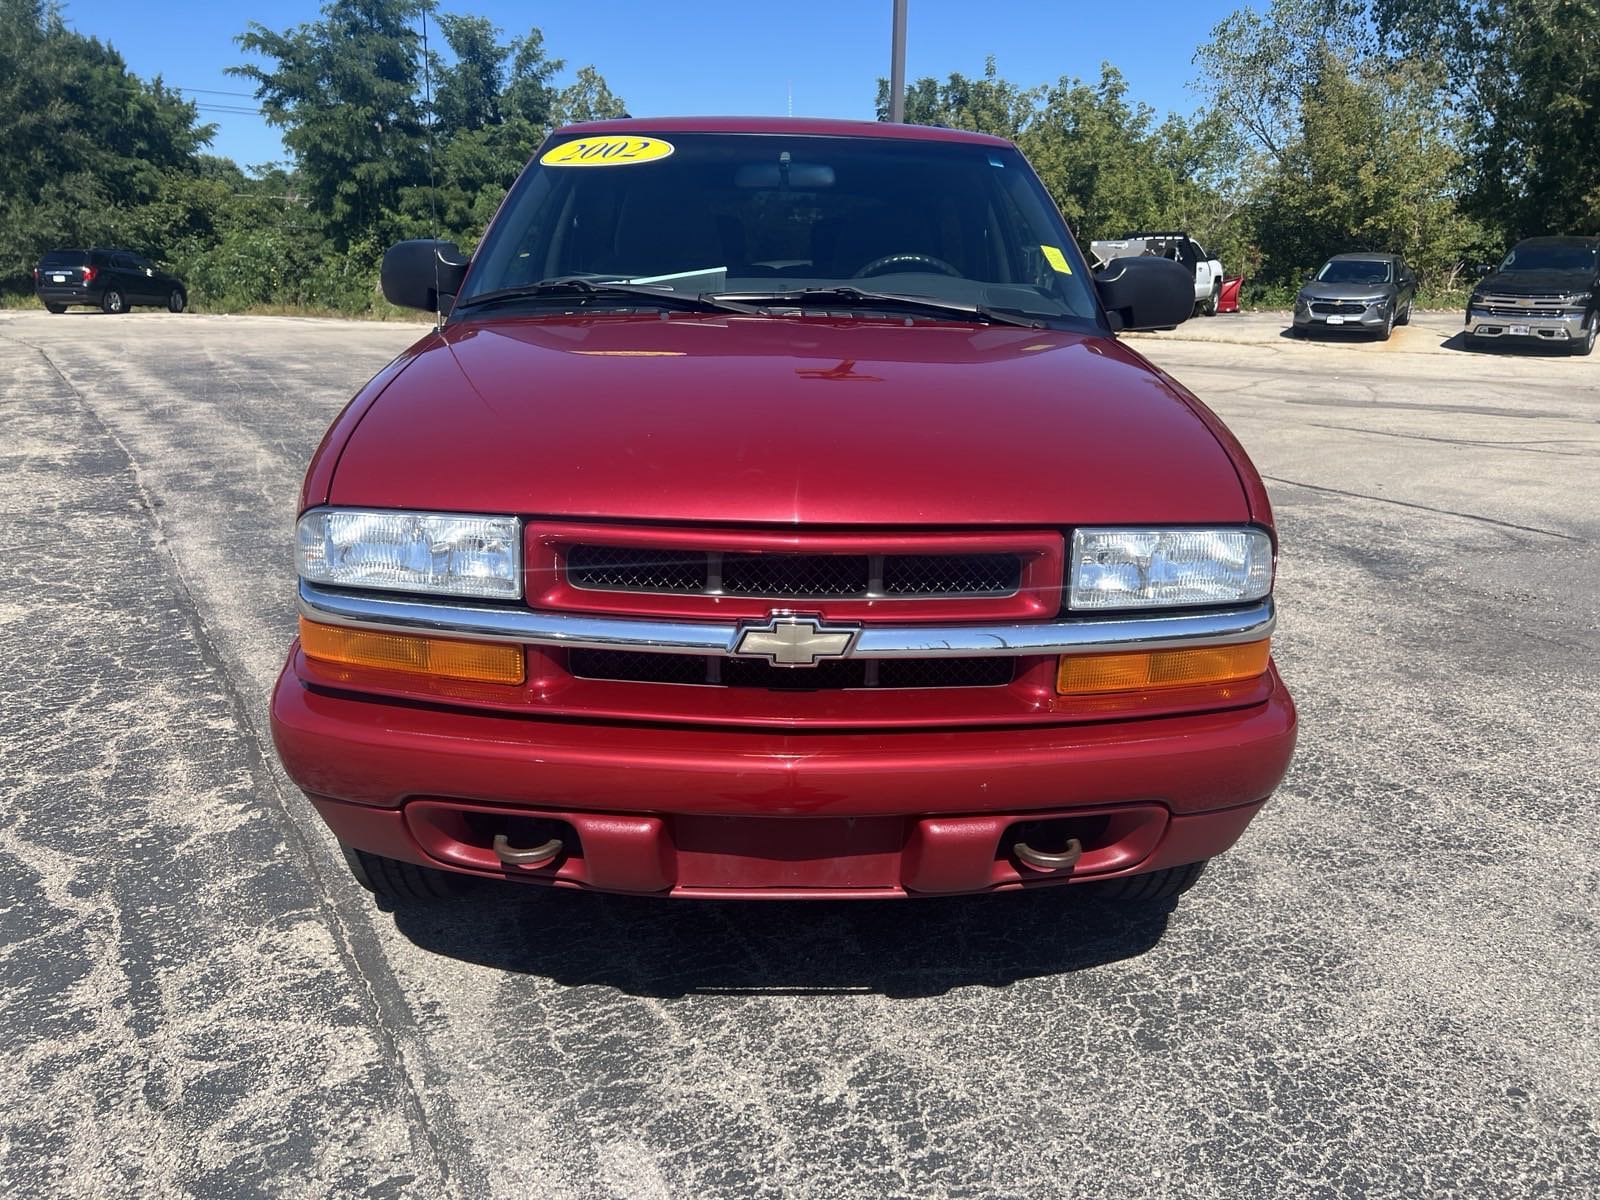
[455,277,758,315]
[712,286,1049,329]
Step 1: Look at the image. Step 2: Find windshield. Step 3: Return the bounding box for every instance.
[1316,259,1391,285]
[1499,244,1599,273]
[461,132,1100,325]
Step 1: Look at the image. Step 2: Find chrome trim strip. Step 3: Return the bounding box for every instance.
[299,581,1275,659]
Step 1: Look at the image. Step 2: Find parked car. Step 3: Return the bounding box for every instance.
[1292,253,1417,340]
[1465,236,1599,356]
[33,248,187,314]
[271,117,1295,907]
[1088,232,1226,316]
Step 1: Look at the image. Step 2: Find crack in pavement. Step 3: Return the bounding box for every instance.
[1261,475,1583,541]
[1302,424,1600,456]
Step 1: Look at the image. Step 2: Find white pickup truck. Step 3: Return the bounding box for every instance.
[1088,232,1225,316]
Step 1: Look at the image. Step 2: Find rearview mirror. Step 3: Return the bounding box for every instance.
[734,162,836,189]
[1093,256,1194,331]
[381,239,469,312]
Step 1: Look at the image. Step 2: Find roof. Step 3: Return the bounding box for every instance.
[1328,252,1402,261]
[549,115,1015,148]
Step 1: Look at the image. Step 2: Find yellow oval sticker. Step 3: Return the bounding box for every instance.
[541,135,675,167]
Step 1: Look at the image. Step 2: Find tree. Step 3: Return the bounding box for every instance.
[1377,0,1600,237]
[232,0,430,248]
[0,0,213,283]
[876,59,1226,247]
[1195,0,1485,285]
[552,64,627,126]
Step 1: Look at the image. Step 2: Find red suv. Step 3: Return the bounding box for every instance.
[271,118,1295,904]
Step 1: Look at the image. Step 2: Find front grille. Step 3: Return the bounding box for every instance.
[566,547,1022,600]
[569,650,1014,690]
[721,552,869,597]
[1481,306,1573,320]
[1311,301,1368,315]
[566,544,708,592]
[1481,294,1568,306]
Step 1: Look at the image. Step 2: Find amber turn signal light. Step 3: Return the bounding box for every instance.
[298,618,526,685]
[1056,640,1271,695]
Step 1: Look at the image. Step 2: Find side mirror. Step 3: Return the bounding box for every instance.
[381,239,469,312]
[1094,256,1194,331]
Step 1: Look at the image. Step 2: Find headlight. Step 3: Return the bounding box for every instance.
[1566,292,1593,305]
[296,508,522,599]
[1069,527,1273,610]
[1469,293,1486,307]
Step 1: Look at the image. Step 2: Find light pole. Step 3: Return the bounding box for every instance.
[889,0,907,122]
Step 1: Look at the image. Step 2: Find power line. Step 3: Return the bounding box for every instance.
[175,86,259,98]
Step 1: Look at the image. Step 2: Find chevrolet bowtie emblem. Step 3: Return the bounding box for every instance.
[732,615,860,667]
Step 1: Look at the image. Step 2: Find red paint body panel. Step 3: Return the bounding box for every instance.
[327,317,1249,527]
[300,335,438,510]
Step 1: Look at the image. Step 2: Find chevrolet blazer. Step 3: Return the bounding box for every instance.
[270,117,1296,903]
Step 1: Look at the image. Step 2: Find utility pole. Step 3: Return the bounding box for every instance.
[889,0,907,122]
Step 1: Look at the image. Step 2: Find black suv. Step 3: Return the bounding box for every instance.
[1465,236,1599,356]
[33,249,187,315]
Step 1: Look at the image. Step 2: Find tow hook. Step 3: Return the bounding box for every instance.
[492,833,563,869]
[1014,838,1084,873]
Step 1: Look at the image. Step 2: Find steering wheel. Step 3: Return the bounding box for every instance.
[853,252,963,279]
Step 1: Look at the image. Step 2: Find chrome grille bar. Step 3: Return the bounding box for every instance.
[299,580,1276,659]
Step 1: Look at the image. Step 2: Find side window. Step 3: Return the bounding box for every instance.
[112,253,138,271]
[131,255,154,272]
[1191,243,1208,262]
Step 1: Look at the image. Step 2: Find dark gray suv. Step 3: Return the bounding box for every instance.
[33,248,187,315]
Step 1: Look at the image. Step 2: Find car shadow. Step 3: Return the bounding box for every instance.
[1278,326,1387,344]
[381,882,1177,998]
[1438,330,1574,356]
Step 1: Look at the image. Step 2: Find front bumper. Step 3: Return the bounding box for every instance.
[1293,303,1390,330]
[271,657,1297,898]
[1465,310,1588,342]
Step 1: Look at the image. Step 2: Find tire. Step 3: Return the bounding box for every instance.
[1087,860,1208,903]
[1573,315,1597,357]
[167,288,186,314]
[101,288,126,314]
[1202,283,1220,317]
[44,303,66,314]
[1397,299,1412,326]
[340,843,470,900]
[1376,309,1394,341]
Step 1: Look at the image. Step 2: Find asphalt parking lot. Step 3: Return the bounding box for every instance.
[2,306,1596,1199]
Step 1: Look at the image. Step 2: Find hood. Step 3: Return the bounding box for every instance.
[1301,281,1395,301]
[1477,268,1596,297]
[327,314,1248,526]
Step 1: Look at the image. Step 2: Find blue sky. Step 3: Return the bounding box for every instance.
[59,1,1234,171]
